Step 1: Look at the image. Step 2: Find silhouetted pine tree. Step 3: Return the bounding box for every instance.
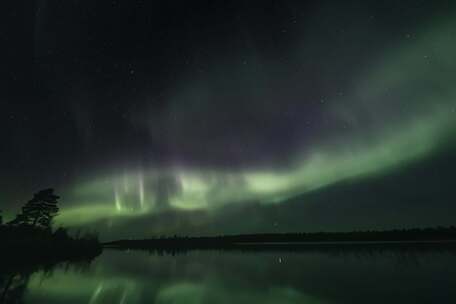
[9,189,60,229]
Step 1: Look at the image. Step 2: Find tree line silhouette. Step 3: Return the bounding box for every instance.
[105,226,456,253]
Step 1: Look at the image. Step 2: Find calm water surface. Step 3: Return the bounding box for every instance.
[13,249,456,303]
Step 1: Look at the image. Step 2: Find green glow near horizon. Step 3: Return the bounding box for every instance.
[55,16,456,229]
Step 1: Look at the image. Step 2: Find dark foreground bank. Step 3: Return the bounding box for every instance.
[0,225,102,269]
[1,189,102,267]
[0,225,101,304]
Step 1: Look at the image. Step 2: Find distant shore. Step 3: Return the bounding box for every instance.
[104,226,456,252]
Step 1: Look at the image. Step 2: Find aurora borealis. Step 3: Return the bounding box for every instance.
[2,1,456,239]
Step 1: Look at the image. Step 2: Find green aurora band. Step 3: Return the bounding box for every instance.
[56,16,456,230]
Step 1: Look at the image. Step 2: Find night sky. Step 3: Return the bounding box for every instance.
[2,0,456,239]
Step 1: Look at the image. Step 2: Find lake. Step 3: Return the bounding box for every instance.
[5,248,456,303]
